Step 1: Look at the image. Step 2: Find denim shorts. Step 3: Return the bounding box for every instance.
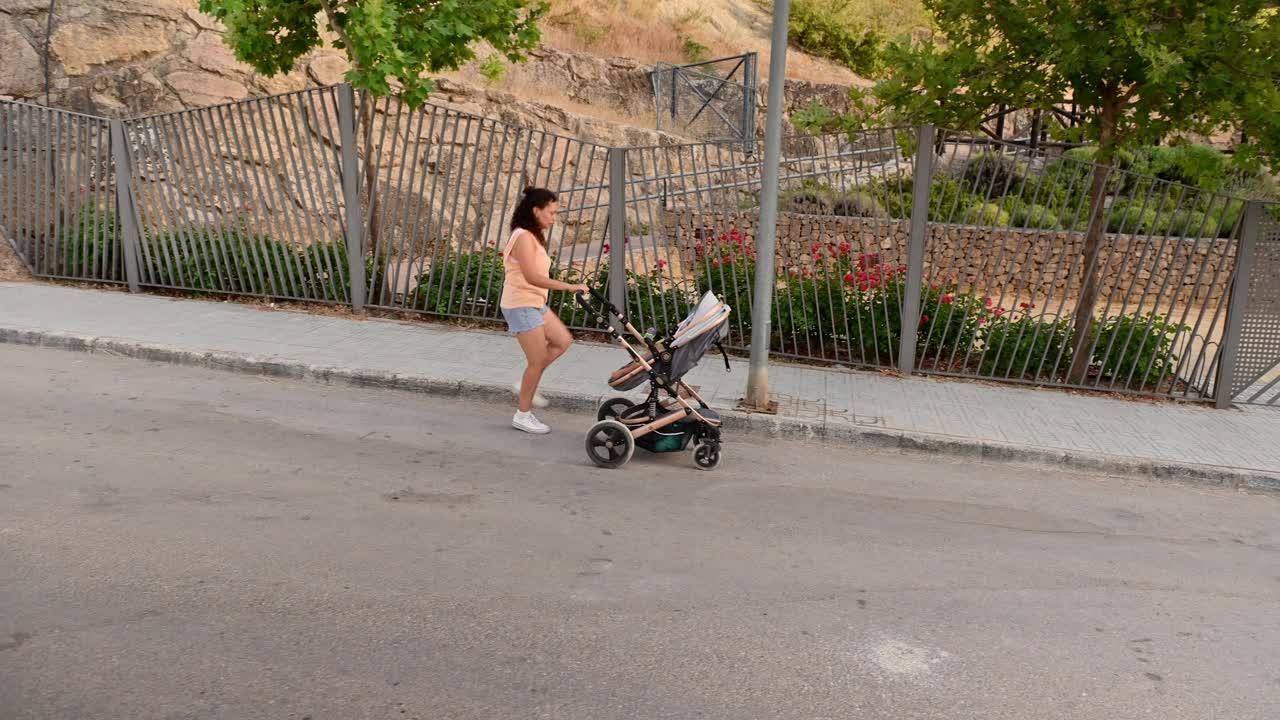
[502,305,550,335]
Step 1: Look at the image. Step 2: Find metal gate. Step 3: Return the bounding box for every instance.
[651,53,757,151]
[1218,204,1280,408]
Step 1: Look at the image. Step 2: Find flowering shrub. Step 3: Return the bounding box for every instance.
[694,228,757,328]
[1091,313,1188,388]
[978,310,1074,379]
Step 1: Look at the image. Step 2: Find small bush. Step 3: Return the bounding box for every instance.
[1004,200,1062,230]
[1106,200,1160,234]
[979,315,1073,379]
[1091,313,1188,388]
[680,35,710,63]
[59,204,123,280]
[412,247,504,316]
[916,286,984,359]
[787,0,882,76]
[959,152,1029,195]
[694,228,757,328]
[957,201,1011,227]
[478,54,506,85]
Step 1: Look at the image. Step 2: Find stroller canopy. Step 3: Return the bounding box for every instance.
[609,292,731,391]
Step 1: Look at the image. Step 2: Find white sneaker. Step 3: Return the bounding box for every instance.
[512,381,549,409]
[512,411,551,435]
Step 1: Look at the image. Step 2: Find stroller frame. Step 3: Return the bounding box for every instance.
[575,289,731,470]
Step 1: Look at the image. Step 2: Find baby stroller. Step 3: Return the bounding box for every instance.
[574,289,732,470]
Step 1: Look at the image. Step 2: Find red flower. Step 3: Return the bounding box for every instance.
[1019,302,1033,310]
[788,268,799,277]
[712,259,721,267]
[941,295,954,304]
[838,241,852,255]
[869,278,880,288]
[919,314,930,326]
[656,259,667,270]
[858,282,869,292]
[857,271,868,282]
[844,271,856,285]
[994,307,1007,317]
[985,297,993,307]
[602,243,610,253]
[898,265,907,273]
[979,317,987,325]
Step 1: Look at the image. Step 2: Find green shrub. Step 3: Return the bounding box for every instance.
[979,315,1073,379]
[1106,200,1160,234]
[787,0,882,76]
[59,204,123,280]
[1003,200,1062,230]
[1159,209,1212,238]
[1091,313,1188,388]
[957,201,1011,227]
[694,228,757,329]
[959,152,1029,195]
[412,247,504,316]
[916,286,984,359]
[773,274,850,343]
[478,54,506,85]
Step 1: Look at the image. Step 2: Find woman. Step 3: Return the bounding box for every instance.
[501,187,590,435]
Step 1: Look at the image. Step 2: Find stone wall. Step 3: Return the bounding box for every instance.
[660,209,1237,306]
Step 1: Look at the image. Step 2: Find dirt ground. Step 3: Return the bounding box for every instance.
[0,238,32,282]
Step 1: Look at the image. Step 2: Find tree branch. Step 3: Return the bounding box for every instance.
[316,0,360,70]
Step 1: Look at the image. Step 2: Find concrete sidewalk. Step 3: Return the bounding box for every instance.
[1,282,1277,489]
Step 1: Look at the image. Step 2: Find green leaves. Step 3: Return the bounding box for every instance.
[819,0,1280,170]
[199,0,547,108]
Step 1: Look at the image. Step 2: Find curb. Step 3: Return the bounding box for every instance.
[3,326,1277,494]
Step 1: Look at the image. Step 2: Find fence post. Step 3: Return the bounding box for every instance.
[337,84,367,312]
[109,119,142,293]
[1214,201,1262,408]
[607,147,627,312]
[742,52,758,155]
[898,124,936,374]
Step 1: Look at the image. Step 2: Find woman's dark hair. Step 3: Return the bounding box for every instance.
[510,187,558,247]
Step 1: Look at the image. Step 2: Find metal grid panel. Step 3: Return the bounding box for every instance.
[1230,215,1280,405]
[651,53,757,147]
[120,87,352,302]
[360,95,613,327]
[0,100,120,283]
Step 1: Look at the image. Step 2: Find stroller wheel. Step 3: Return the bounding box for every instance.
[585,420,635,469]
[597,396,635,422]
[692,439,722,471]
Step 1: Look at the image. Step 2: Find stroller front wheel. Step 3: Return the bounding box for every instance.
[586,419,635,469]
[692,439,723,471]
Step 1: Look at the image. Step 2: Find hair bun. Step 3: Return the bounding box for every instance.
[522,186,536,196]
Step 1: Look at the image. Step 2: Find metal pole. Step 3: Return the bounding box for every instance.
[607,147,627,312]
[898,124,936,374]
[109,118,142,292]
[744,0,790,411]
[1214,201,1261,408]
[337,85,367,312]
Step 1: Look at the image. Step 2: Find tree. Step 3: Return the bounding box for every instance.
[800,1,1280,383]
[199,0,547,252]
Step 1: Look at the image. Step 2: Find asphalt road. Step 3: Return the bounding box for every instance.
[1,344,1278,720]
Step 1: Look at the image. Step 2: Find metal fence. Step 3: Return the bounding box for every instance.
[650,53,757,150]
[2,89,1278,408]
[0,102,121,283]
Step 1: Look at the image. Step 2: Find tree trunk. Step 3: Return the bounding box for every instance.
[1066,93,1121,384]
[357,92,382,301]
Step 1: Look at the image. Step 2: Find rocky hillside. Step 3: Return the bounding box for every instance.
[0,0,858,145]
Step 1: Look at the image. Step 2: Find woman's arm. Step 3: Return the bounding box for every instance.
[510,231,589,294]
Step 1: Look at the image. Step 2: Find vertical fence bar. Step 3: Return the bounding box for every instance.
[898,124,936,374]
[338,85,366,312]
[607,147,627,312]
[109,118,141,292]
[1214,201,1261,408]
